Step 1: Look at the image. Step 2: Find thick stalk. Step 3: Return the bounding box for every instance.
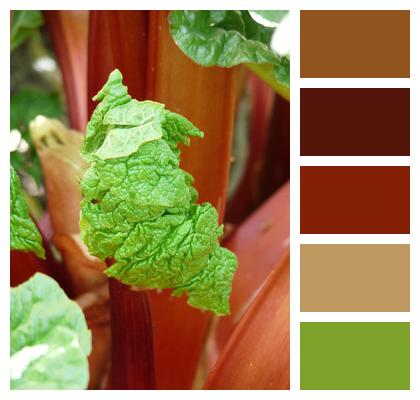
[89,12,156,389]
[108,277,156,389]
[87,10,156,389]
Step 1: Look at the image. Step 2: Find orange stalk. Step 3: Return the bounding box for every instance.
[146,11,239,388]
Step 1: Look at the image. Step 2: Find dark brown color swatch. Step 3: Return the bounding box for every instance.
[300,89,410,156]
[300,166,410,234]
[300,10,410,78]
[300,244,410,312]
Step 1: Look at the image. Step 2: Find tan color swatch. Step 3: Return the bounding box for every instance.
[300,10,410,78]
[301,244,410,312]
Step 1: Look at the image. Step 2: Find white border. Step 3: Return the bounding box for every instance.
[301,79,411,88]
[289,4,300,392]
[300,157,411,166]
[300,235,411,244]
[1,0,419,399]
[0,3,10,400]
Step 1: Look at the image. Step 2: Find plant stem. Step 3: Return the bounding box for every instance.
[108,277,156,389]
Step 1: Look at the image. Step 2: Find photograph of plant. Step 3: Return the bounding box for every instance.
[10,10,290,390]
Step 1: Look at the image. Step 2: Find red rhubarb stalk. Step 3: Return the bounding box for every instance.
[108,276,155,389]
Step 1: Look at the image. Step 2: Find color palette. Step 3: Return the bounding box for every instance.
[300,10,410,78]
[300,244,410,312]
[299,9,411,391]
[300,166,410,234]
[300,89,410,156]
[300,322,410,389]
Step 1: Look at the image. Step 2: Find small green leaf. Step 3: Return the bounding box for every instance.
[94,100,164,160]
[10,273,92,389]
[103,99,163,126]
[94,125,162,160]
[80,70,238,315]
[82,69,131,158]
[161,110,204,157]
[11,10,43,52]
[10,166,45,258]
[168,10,290,88]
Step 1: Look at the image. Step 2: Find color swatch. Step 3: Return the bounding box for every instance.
[300,322,410,390]
[299,8,411,392]
[300,244,410,312]
[300,88,410,156]
[300,166,410,234]
[300,10,410,78]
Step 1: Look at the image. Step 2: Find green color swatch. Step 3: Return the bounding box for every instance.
[300,322,410,390]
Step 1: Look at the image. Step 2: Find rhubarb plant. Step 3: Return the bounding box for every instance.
[10,166,44,258]
[168,10,290,94]
[80,69,238,315]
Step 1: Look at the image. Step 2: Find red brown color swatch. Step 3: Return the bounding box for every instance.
[300,10,410,78]
[300,167,410,234]
[300,89,410,156]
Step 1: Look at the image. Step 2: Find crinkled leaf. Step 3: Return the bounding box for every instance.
[172,247,238,315]
[10,273,92,389]
[168,10,290,87]
[81,69,131,158]
[161,110,204,157]
[94,101,164,160]
[11,10,43,52]
[10,166,45,258]
[80,70,238,315]
[103,99,163,126]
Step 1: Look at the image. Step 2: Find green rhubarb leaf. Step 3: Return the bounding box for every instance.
[168,10,290,87]
[10,273,91,389]
[10,166,45,258]
[80,69,238,315]
[103,99,164,126]
[81,69,131,159]
[94,100,164,160]
[172,247,238,315]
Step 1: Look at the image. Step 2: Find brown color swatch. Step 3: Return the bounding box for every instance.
[300,88,410,156]
[300,166,410,234]
[300,244,410,312]
[300,10,410,78]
